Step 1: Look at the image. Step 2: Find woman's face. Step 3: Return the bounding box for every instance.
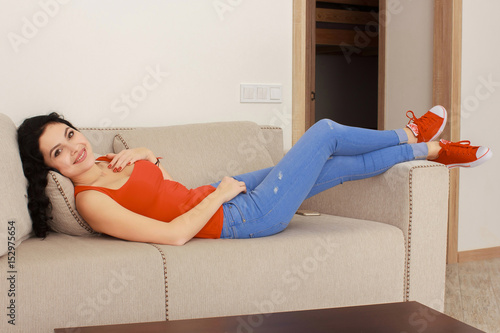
[39,122,95,179]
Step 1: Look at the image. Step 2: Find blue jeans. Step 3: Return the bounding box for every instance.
[210,119,428,239]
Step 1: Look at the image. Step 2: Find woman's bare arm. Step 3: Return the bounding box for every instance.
[75,176,246,245]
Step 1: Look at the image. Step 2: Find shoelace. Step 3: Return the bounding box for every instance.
[406,110,434,129]
[440,140,472,157]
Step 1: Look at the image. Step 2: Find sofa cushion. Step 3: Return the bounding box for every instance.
[0,233,167,331]
[113,121,276,189]
[45,171,98,236]
[0,113,33,257]
[158,214,406,320]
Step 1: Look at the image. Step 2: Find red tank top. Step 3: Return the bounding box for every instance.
[74,158,223,238]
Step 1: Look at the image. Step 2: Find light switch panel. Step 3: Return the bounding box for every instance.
[241,84,282,103]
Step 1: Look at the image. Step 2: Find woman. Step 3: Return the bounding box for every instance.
[17,106,492,245]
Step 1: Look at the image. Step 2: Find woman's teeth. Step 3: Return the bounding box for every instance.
[75,149,86,164]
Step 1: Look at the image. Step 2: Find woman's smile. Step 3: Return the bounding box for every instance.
[74,148,87,164]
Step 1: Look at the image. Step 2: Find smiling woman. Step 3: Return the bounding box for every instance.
[17,109,491,245]
[17,112,176,239]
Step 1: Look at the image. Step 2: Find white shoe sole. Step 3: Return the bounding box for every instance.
[429,105,447,142]
[446,148,493,169]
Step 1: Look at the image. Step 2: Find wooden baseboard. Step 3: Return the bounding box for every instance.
[457,246,500,263]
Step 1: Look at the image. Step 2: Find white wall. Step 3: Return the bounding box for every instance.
[384,0,434,130]
[459,0,500,251]
[0,0,293,148]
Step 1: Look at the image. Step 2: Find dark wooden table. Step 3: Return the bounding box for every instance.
[54,301,484,333]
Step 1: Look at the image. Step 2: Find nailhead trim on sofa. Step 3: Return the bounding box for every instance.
[79,127,135,131]
[115,134,130,150]
[48,171,97,234]
[405,164,445,301]
[148,244,169,320]
[259,126,282,130]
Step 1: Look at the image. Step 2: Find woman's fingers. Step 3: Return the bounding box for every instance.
[238,180,247,193]
[106,151,137,172]
[216,177,247,202]
[105,148,154,172]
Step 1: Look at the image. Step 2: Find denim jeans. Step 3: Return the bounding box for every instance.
[210,119,428,239]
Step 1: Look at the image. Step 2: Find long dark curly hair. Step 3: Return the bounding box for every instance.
[17,112,78,238]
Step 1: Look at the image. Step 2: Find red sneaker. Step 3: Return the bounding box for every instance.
[433,139,493,168]
[406,105,447,143]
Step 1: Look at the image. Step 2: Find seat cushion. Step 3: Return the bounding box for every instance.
[157,214,406,320]
[0,233,167,332]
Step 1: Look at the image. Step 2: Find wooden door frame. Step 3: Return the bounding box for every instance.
[292,0,386,145]
[292,0,461,263]
[292,0,314,144]
[433,0,462,264]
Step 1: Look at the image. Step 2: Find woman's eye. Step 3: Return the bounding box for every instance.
[68,130,74,138]
[54,149,61,158]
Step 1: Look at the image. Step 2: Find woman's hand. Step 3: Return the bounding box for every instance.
[105,148,155,172]
[214,176,247,203]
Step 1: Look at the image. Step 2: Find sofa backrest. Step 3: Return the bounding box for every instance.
[0,114,33,256]
[81,121,284,189]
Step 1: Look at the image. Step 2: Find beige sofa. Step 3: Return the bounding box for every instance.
[0,113,449,332]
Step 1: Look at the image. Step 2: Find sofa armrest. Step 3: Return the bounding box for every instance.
[300,160,449,310]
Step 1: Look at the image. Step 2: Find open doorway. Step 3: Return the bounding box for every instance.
[292,0,385,144]
[315,0,380,129]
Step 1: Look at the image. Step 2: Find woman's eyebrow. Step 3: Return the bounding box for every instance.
[49,127,70,157]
